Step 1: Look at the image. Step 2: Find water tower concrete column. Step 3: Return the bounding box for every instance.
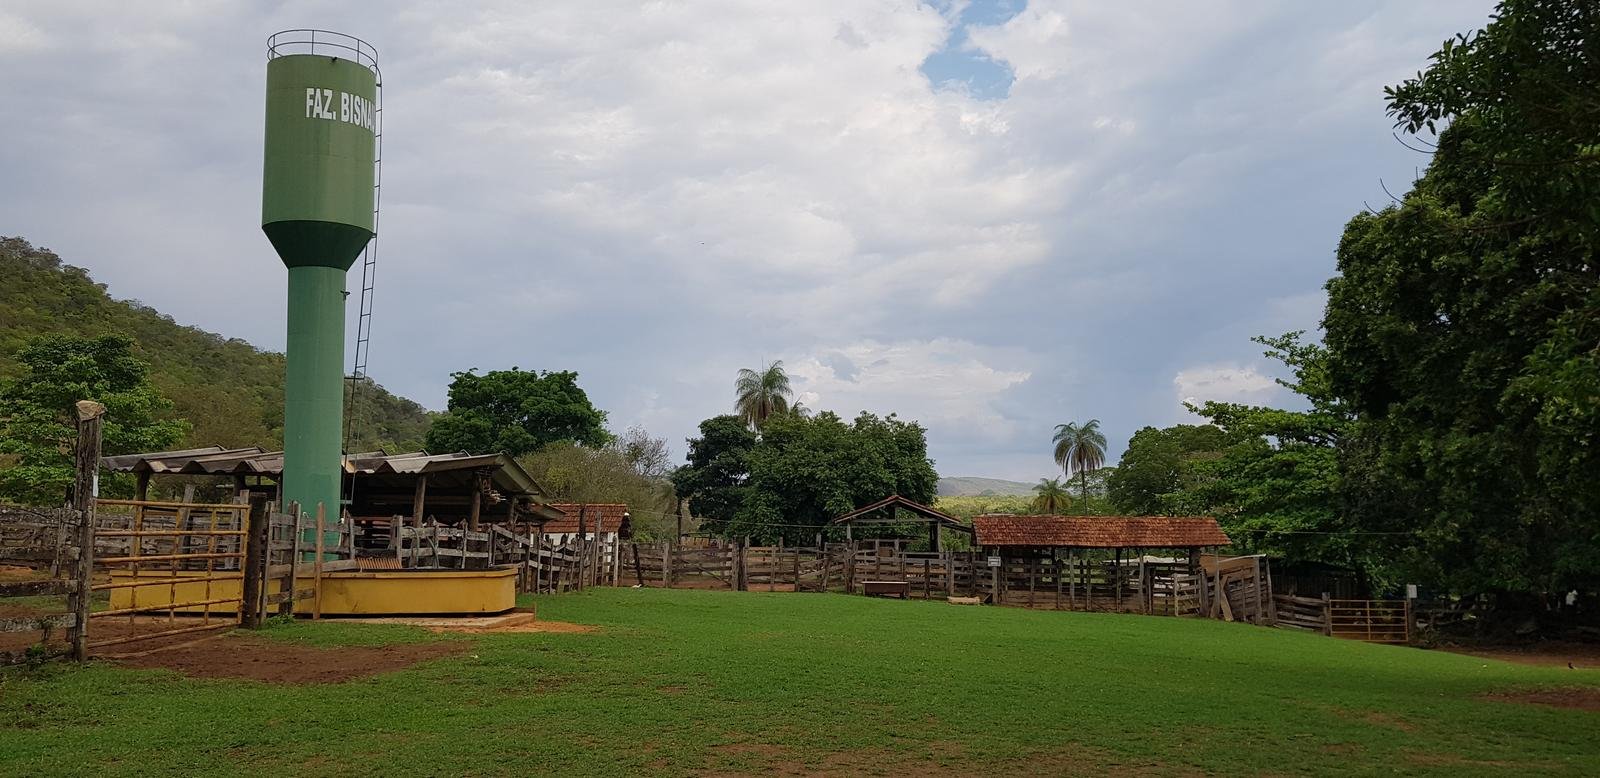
[261,32,379,517]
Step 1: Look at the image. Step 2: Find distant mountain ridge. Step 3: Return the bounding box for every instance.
[937,476,1036,497]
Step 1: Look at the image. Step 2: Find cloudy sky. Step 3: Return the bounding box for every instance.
[1,1,1495,480]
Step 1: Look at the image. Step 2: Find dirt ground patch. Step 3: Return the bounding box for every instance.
[108,633,470,684]
[1482,686,1600,712]
[700,739,1163,777]
[1404,752,1561,770]
[1441,642,1600,670]
[427,620,597,635]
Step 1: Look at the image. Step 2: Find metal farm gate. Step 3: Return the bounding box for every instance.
[88,498,250,652]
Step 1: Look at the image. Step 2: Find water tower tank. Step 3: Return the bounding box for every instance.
[261,30,379,519]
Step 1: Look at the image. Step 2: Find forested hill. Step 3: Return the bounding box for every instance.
[0,236,432,452]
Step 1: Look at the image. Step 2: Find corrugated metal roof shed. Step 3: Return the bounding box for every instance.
[101,447,561,521]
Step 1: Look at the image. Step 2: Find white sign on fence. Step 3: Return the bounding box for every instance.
[987,555,1001,568]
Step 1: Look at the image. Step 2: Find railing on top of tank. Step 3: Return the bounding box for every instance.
[267,29,379,73]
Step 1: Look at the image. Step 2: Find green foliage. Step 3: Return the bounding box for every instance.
[0,237,431,456]
[0,334,186,503]
[1051,419,1107,503]
[3,588,1597,775]
[670,415,756,529]
[733,360,792,430]
[734,411,938,544]
[1029,477,1071,514]
[675,411,937,544]
[519,430,679,540]
[1325,0,1600,597]
[1106,424,1231,515]
[425,368,609,456]
[933,494,1032,521]
[1178,334,1376,578]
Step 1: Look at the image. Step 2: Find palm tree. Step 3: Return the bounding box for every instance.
[735,361,792,430]
[1052,419,1107,505]
[1030,478,1071,514]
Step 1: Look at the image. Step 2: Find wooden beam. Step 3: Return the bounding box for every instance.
[467,472,484,532]
[241,492,269,628]
[69,400,104,661]
[135,470,151,502]
[411,475,428,526]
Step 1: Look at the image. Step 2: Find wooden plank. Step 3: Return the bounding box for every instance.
[1,613,77,633]
[0,547,78,563]
[0,579,76,597]
[89,596,240,618]
[86,621,233,650]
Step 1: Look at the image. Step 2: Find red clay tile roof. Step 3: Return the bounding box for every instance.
[972,515,1229,548]
[542,503,631,537]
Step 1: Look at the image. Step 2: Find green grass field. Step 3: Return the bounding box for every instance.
[2,588,1596,776]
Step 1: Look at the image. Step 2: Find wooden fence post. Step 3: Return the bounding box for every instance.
[68,400,104,661]
[662,541,671,588]
[241,492,270,628]
[1322,592,1332,636]
[312,504,326,620]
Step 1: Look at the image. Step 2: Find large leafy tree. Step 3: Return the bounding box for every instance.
[0,334,187,503]
[1181,334,1374,577]
[1324,0,1600,600]
[675,411,938,544]
[1106,424,1231,515]
[520,431,678,540]
[1051,419,1106,504]
[425,368,608,456]
[670,415,758,531]
[1030,478,1071,514]
[734,361,792,430]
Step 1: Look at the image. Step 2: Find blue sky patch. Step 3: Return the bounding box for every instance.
[920,0,1025,100]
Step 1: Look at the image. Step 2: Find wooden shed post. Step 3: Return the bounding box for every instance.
[1114,548,1123,610]
[990,551,1002,605]
[1067,549,1076,608]
[467,471,484,532]
[410,474,428,567]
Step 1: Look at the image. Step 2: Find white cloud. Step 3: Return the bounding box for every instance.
[1174,364,1279,410]
[787,339,1032,445]
[0,0,1499,478]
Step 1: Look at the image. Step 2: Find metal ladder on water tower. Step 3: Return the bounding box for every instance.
[344,76,382,458]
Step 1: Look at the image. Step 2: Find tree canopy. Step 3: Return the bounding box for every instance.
[674,410,937,544]
[1324,0,1600,598]
[1030,478,1071,514]
[734,361,792,430]
[0,334,187,503]
[1052,419,1107,503]
[1105,424,1231,515]
[425,368,609,456]
[0,237,431,454]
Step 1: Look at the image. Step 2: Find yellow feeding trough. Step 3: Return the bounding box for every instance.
[110,566,517,617]
[310,567,516,616]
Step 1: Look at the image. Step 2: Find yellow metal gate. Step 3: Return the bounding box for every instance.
[88,499,249,652]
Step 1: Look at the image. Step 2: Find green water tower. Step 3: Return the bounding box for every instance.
[262,30,380,518]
